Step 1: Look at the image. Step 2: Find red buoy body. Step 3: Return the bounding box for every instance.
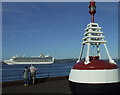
[73,56,118,70]
[69,56,120,94]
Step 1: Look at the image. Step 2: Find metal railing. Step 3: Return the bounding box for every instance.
[2,69,71,82]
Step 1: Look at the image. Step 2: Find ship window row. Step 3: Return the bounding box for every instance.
[13,58,52,61]
[14,58,52,60]
[14,60,52,62]
[13,57,52,59]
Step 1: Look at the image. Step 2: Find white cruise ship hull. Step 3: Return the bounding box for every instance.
[4,54,54,65]
[4,60,54,65]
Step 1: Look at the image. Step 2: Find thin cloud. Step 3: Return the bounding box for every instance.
[2,7,24,13]
[31,4,41,12]
[97,2,118,13]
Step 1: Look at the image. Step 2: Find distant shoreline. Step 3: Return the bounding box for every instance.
[55,58,78,63]
[1,58,119,64]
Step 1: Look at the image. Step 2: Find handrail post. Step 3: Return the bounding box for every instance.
[19,74,21,80]
[48,73,49,78]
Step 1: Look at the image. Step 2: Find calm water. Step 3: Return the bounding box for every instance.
[1,60,120,82]
[2,62,76,82]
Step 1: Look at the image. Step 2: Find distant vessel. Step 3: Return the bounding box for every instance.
[4,54,54,65]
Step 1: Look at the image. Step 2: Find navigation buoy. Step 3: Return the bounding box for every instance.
[69,0,120,94]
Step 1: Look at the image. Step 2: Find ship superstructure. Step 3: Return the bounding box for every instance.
[4,54,54,65]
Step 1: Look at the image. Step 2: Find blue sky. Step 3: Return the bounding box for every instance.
[2,2,118,60]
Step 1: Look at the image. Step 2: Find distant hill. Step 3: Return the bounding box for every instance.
[55,58,78,63]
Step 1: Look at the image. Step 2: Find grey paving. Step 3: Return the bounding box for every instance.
[2,77,72,94]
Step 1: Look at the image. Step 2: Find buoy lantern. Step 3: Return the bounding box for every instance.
[69,0,120,94]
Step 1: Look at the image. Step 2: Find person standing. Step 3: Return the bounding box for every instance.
[23,66,29,86]
[29,64,37,84]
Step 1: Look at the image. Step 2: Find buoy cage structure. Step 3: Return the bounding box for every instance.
[69,0,120,94]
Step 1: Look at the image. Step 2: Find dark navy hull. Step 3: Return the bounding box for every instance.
[69,81,120,95]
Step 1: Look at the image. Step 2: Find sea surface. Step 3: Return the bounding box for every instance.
[1,62,76,82]
[1,60,120,82]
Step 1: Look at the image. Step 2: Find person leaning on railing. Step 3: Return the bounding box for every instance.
[23,66,30,86]
[29,64,37,84]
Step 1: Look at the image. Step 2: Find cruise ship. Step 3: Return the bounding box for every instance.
[4,54,54,65]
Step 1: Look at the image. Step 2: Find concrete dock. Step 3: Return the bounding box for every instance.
[2,76,72,95]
